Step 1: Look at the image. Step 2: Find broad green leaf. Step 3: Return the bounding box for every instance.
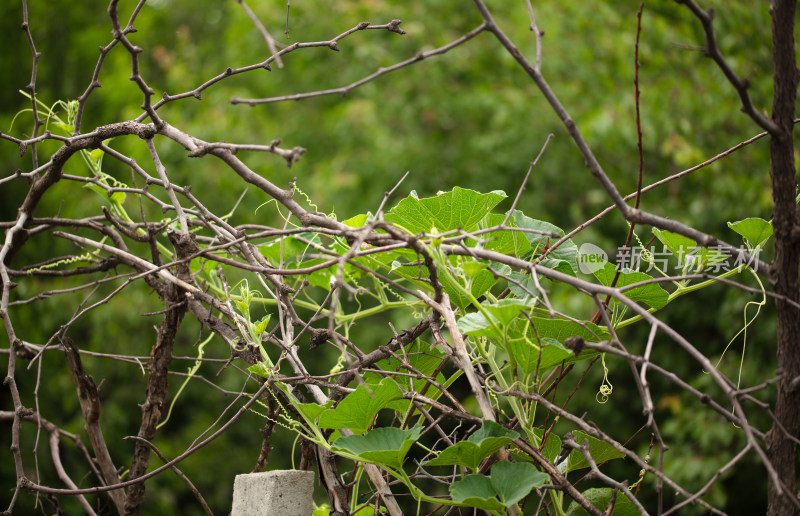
[271,383,334,424]
[356,245,399,270]
[541,258,578,276]
[109,191,126,204]
[252,314,271,334]
[55,121,73,133]
[293,400,334,425]
[457,311,502,340]
[507,271,544,300]
[353,507,383,516]
[439,255,502,309]
[527,317,609,343]
[513,210,578,275]
[389,252,501,310]
[565,431,626,473]
[305,266,335,290]
[424,420,519,471]
[651,229,730,273]
[490,461,549,507]
[89,148,104,163]
[449,461,548,510]
[470,420,519,443]
[592,261,669,310]
[484,298,535,326]
[83,183,110,199]
[364,340,446,413]
[481,213,532,257]
[652,228,695,263]
[189,257,206,274]
[248,362,272,379]
[342,212,372,228]
[728,217,773,248]
[462,260,488,278]
[561,349,601,367]
[458,267,500,304]
[386,187,507,235]
[389,259,439,297]
[331,425,421,470]
[509,336,544,378]
[565,488,639,516]
[532,427,562,464]
[449,475,506,512]
[538,338,576,371]
[318,378,403,434]
[511,337,575,377]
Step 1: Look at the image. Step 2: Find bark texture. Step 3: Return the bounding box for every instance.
[766,1,800,515]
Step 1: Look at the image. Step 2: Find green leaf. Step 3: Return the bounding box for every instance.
[508,336,544,378]
[189,257,209,275]
[543,258,578,276]
[294,400,334,425]
[513,210,578,275]
[532,427,562,464]
[342,212,372,228]
[424,420,520,471]
[484,298,535,326]
[481,213,532,257]
[565,488,639,516]
[527,317,609,343]
[272,383,334,425]
[89,148,104,163]
[592,261,669,310]
[449,461,548,510]
[565,431,626,473]
[507,271,540,300]
[312,506,330,516]
[248,362,271,379]
[389,250,502,310]
[449,475,506,512]
[459,266,501,305]
[651,229,732,273]
[253,314,271,334]
[385,187,507,235]
[109,191,126,204]
[331,425,421,470]
[490,461,549,507]
[652,228,695,263]
[457,311,502,340]
[462,260,488,278]
[305,265,335,291]
[83,183,109,199]
[728,217,773,248]
[318,378,403,434]
[538,338,578,370]
[55,121,73,134]
[650,229,730,273]
[511,337,576,377]
[364,340,446,414]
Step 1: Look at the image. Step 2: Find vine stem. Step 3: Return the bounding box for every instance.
[417,291,495,422]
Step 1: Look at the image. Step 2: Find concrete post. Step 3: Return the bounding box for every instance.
[231,470,315,516]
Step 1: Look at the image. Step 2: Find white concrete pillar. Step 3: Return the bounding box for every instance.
[231,470,315,516]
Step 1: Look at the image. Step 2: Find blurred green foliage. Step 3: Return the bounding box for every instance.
[0,1,783,514]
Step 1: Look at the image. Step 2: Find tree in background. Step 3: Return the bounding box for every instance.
[1,1,797,515]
